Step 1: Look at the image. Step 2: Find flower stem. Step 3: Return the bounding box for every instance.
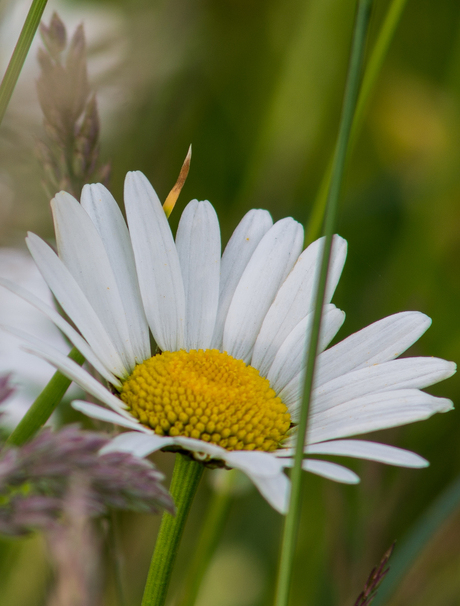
[141,453,204,606]
[5,347,85,448]
[178,470,236,606]
[0,0,48,127]
[305,0,408,245]
[274,2,374,606]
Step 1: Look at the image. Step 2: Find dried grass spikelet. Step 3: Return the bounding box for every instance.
[353,543,395,606]
[35,13,111,200]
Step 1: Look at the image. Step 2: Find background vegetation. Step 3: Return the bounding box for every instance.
[0,0,459,604]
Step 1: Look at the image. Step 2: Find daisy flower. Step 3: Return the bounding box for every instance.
[1,171,455,514]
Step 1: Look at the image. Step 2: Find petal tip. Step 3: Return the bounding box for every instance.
[438,399,454,413]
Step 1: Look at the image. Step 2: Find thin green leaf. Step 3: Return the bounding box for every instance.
[0,0,48,127]
[274,2,374,605]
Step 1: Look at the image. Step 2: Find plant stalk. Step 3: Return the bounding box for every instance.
[274,2,374,605]
[0,0,48,127]
[178,470,236,606]
[141,453,204,606]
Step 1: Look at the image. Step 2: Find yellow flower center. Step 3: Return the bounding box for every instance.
[120,349,291,452]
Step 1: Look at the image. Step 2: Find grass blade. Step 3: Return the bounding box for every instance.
[0,0,48,127]
[274,2,374,605]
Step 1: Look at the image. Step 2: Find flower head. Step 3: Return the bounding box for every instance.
[1,171,455,513]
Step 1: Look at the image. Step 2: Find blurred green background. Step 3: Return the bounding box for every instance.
[1,0,460,604]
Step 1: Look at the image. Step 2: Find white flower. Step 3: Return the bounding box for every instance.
[1,171,455,514]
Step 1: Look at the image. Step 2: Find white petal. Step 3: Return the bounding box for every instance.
[171,437,228,459]
[52,192,136,371]
[305,440,428,468]
[223,218,304,363]
[309,357,456,415]
[302,459,360,484]
[14,335,133,418]
[315,312,432,386]
[211,209,273,350]
[248,472,291,514]
[0,278,121,388]
[224,450,286,477]
[124,171,186,352]
[267,305,345,394]
[222,451,290,513]
[26,233,127,378]
[176,200,221,350]
[280,313,438,410]
[99,432,173,456]
[308,389,453,444]
[318,309,346,352]
[252,235,347,375]
[72,401,150,432]
[81,184,151,363]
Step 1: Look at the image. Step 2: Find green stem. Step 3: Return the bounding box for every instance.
[178,470,236,606]
[305,0,408,245]
[5,347,84,447]
[141,454,204,606]
[274,2,373,606]
[0,0,48,127]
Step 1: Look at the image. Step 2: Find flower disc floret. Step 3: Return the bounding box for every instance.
[120,349,291,451]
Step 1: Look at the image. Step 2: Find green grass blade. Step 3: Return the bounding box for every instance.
[0,0,48,127]
[273,2,374,605]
